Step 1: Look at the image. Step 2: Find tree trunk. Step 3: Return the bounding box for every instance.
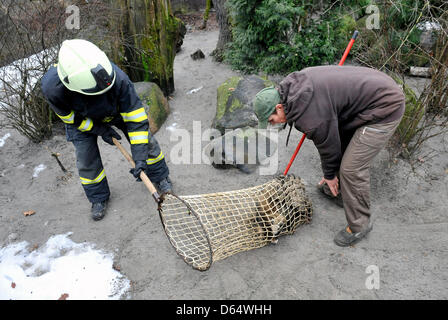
[211,0,232,61]
[111,0,185,96]
[199,0,212,30]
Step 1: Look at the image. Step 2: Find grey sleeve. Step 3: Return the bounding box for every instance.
[307,119,341,179]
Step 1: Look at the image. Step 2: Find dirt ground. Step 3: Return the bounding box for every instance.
[1,16,447,300]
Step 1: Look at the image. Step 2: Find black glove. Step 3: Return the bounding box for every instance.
[97,125,121,145]
[130,160,147,182]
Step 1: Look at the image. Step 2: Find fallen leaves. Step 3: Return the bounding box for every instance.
[58,293,69,300]
[23,210,36,217]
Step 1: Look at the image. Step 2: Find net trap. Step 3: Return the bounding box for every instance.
[158,174,313,271]
[113,138,313,271]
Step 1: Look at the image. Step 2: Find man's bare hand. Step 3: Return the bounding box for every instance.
[319,176,339,197]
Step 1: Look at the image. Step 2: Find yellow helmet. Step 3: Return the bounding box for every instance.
[57,39,115,95]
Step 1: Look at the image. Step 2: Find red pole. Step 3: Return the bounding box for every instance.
[338,30,358,66]
[283,30,358,176]
[283,132,306,176]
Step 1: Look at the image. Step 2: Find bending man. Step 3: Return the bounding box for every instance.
[254,65,405,246]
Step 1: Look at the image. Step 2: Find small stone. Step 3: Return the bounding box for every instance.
[190,49,205,60]
[8,233,18,242]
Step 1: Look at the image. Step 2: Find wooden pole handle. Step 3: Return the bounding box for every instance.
[112,137,161,203]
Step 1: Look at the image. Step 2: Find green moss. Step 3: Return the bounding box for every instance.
[263,79,276,88]
[112,2,181,94]
[216,76,243,120]
[392,75,425,145]
[258,74,276,88]
[355,16,378,47]
[149,97,167,129]
[336,15,357,51]
[203,0,212,22]
[228,96,243,114]
[139,84,168,131]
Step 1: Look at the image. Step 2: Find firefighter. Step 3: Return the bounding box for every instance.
[41,39,172,221]
[254,65,405,246]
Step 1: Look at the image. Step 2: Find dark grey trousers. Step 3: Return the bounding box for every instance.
[66,121,169,203]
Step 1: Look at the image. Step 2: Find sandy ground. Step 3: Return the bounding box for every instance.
[1,24,448,300]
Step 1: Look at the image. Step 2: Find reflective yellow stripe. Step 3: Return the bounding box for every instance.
[102,116,114,123]
[120,107,148,122]
[80,169,106,185]
[78,118,93,132]
[57,110,75,124]
[146,151,164,165]
[128,131,149,144]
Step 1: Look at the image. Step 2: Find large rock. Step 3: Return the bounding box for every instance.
[134,82,170,134]
[417,21,441,53]
[208,75,278,174]
[212,75,275,134]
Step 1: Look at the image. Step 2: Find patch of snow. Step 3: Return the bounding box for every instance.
[0,133,11,147]
[417,21,442,31]
[166,123,179,132]
[0,48,57,109]
[0,48,56,91]
[186,86,203,95]
[0,233,131,300]
[32,164,47,178]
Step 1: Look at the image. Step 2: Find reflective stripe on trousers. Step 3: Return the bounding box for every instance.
[65,123,169,203]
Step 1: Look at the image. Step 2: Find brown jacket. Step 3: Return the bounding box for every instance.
[279,65,405,179]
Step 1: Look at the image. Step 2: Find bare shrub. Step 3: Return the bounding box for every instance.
[398,25,448,159]
[0,0,108,142]
[352,1,448,159]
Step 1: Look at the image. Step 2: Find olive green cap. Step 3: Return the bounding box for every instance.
[254,86,280,129]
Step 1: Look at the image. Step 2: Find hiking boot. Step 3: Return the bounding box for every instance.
[317,182,343,208]
[155,176,173,194]
[91,200,108,221]
[334,221,373,247]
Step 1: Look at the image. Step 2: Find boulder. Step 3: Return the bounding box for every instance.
[204,127,278,174]
[134,82,170,134]
[212,75,275,134]
[417,21,441,53]
[190,49,205,60]
[209,75,278,173]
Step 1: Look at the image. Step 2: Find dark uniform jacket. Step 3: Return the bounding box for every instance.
[279,65,405,179]
[41,63,149,161]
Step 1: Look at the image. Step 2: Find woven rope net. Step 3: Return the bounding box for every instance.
[158,175,313,271]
